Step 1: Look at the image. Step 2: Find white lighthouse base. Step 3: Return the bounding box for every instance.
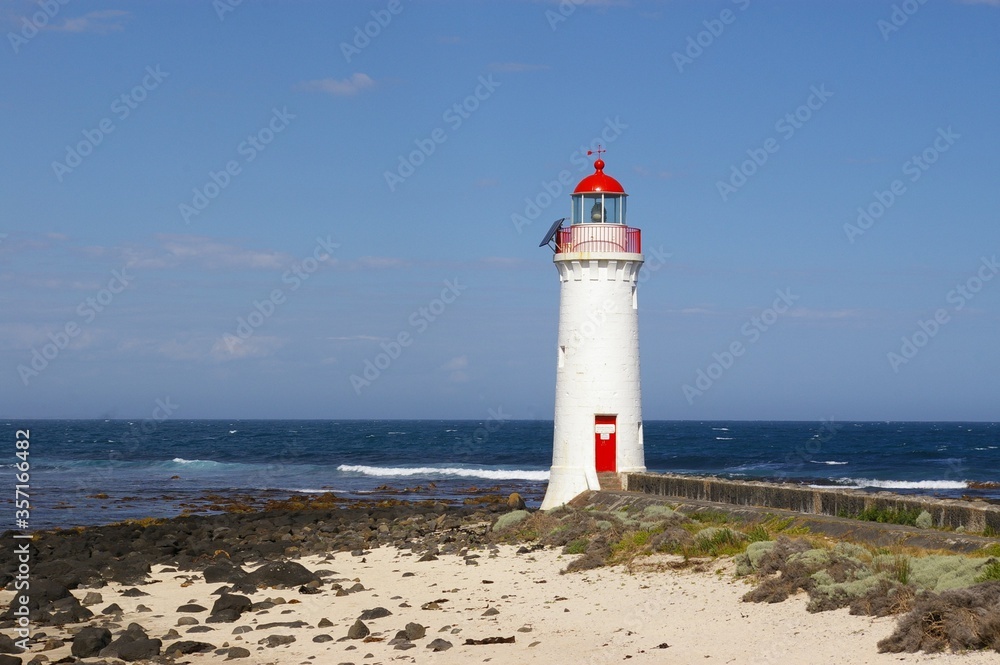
[540,465,599,511]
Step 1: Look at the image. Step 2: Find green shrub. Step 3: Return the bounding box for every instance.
[744,524,770,543]
[689,527,747,557]
[493,510,529,532]
[975,558,1000,583]
[689,510,729,525]
[642,505,676,520]
[564,538,589,555]
[746,540,778,569]
[787,548,831,569]
[907,555,988,592]
[915,510,933,529]
[855,506,922,526]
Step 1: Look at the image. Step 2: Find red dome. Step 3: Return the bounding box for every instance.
[573,158,626,194]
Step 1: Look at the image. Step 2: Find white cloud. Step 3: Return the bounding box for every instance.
[210,335,285,361]
[440,355,469,383]
[118,235,291,271]
[44,10,130,34]
[295,73,375,97]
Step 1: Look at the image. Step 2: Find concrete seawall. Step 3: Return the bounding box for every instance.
[623,472,1000,534]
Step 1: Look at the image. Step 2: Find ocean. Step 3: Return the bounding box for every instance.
[3,420,999,530]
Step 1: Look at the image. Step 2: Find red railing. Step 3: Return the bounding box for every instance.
[556,225,641,254]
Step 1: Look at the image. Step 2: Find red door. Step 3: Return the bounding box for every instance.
[594,415,617,472]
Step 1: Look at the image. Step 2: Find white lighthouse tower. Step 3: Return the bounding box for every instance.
[539,149,645,510]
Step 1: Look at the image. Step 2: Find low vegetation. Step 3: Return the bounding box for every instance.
[490,502,1000,655]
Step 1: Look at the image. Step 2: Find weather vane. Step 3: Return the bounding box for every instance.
[587,145,606,159]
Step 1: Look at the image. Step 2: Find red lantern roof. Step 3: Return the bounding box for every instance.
[573,158,626,195]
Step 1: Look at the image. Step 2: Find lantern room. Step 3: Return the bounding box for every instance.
[571,156,627,226]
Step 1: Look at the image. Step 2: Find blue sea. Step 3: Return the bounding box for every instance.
[3,420,999,530]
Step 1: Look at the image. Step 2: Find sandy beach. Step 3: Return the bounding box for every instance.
[5,540,999,665]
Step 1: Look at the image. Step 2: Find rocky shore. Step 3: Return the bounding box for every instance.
[1,492,999,664]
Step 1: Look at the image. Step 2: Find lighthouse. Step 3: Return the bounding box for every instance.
[538,149,645,510]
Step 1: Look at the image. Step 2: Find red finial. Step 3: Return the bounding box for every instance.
[587,145,606,171]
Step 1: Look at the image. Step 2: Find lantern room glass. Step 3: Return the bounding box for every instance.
[572,193,626,225]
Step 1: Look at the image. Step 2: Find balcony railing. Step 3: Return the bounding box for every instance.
[556,225,641,254]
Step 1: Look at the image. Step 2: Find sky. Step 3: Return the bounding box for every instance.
[2,0,999,422]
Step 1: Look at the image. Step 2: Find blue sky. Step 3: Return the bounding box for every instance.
[2,0,998,421]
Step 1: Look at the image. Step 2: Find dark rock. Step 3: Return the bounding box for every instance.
[507,493,527,511]
[245,561,318,589]
[405,622,426,640]
[163,639,216,657]
[394,641,416,650]
[116,638,162,661]
[176,603,207,613]
[71,626,112,657]
[204,562,247,584]
[81,592,104,607]
[206,610,241,623]
[464,635,515,645]
[0,635,20,654]
[187,625,215,633]
[317,617,333,628]
[121,588,149,597]
[231,626,253,635]
[258,634,295,648]
[176,617,199,626]
[209,594,252,622]
[255,621,309,630]
[0,655,20,665]
[101,602,123,615]
[347,619,370,639]
[482,607,500,616]
[418,553,438,562]
[427,638,453,652]
[312,634,334,643]
[226,646,251,659]
[358,607,392,620]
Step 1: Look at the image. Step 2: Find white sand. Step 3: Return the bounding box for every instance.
[11,545,998,664]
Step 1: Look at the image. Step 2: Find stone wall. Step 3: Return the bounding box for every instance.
[623,472,1000,533]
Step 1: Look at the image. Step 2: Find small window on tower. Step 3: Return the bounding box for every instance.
[631,284,637,310]
[558,345,566,368]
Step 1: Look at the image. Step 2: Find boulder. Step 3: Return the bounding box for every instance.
[245,561,318,589]
[347,619,370,639]
[71,627,112,658]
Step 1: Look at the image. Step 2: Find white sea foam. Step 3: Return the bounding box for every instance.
[829,478,967,490]
[809,460,848,465]
[712,427,730,431]
[715,437,734,440]
[336,464,549,481]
